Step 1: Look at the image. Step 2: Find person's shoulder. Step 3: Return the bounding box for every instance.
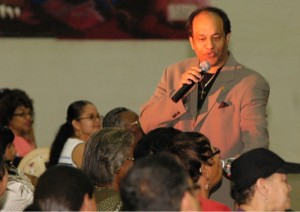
[239,66,269,85]
[6,172,34,198]
[199,196,231,211]
[229,53,268,83]
[66,137,84,145]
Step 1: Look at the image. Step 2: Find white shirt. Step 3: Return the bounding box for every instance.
[58,137,84,167]
[0,167,34,211]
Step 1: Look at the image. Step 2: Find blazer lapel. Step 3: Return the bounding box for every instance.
[194,69,234,125]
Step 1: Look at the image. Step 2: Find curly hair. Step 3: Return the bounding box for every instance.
[0,88,33,125]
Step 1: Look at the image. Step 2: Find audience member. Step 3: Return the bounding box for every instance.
[0,153,8,197]
[134,128,230,211]
[103,107,144,147]
[29,165,96,211]
[0,125,34,211]
[230,148,300,211]
[48,100,102,168]
[139,6,270,206]
[120,153,200,211]
[82,127,134,211]
[0,88,36,166]
[172,132,231,211]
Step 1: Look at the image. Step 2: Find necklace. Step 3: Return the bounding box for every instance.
[199,73,216,100]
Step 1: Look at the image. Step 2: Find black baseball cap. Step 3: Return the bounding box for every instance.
[230,148,300,191]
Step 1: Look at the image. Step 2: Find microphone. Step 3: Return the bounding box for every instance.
[171,61,211,103]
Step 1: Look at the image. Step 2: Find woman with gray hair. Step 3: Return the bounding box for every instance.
[82,127,134,211]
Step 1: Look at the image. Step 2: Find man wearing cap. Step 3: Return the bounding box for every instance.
[230,148,300,211]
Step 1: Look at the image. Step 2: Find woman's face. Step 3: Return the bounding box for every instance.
[207,146,223,187]
[9,105,34,136]
[74,104,102,142]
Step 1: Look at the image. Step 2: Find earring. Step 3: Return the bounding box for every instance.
[204,173,211,191]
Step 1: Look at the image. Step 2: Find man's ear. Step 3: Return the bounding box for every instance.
[80,193,96,211]
[189,36,195,50]
[225,32,231,46]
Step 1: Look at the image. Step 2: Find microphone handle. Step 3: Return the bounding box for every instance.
[171,81,195,103]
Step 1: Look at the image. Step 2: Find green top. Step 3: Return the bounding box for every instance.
[94,187,122,212]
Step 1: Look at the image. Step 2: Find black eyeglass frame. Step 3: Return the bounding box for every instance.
[207,147,221,159]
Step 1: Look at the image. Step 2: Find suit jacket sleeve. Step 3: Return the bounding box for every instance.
[140,65,190,133]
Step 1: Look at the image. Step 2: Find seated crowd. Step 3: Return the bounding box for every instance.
[0,90,299,211]
[0,121,299,211]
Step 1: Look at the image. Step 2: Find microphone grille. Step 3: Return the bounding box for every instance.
[199,61,211,73]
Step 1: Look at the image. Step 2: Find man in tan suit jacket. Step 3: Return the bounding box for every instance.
[140,6,270,208]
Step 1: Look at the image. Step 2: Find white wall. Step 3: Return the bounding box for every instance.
[0,0,299,164]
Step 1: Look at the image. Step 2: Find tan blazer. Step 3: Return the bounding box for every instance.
[140,53,270,158]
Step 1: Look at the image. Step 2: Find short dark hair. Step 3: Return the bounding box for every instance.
[33,166,94,211]
[102,107,129,127]
[120,153,190,211]
[82,127,134,186]
[186,6,231,37]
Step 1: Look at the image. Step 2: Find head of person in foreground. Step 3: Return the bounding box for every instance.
[230,148,300,211]
[119,153,200,211]
[30,166,96,211]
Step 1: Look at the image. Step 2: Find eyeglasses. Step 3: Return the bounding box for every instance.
[13,112,34,118]
[207,147,221,159]
[77,114,101,122]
